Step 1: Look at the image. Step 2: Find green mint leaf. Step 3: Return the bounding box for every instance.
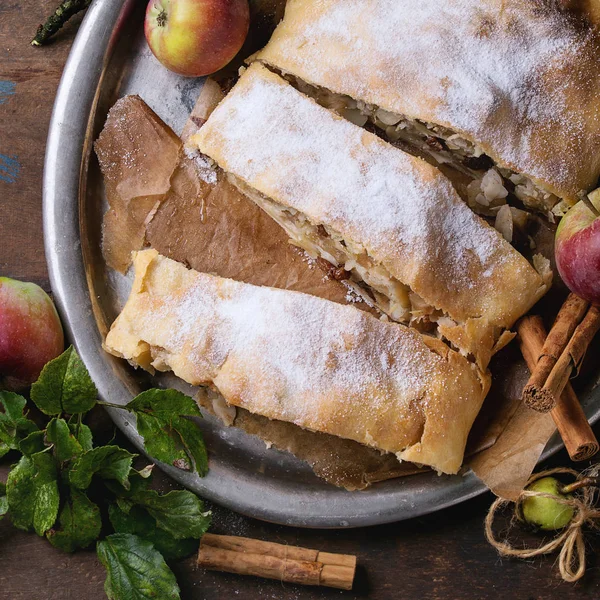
[0,482,7,520]
[0,391,38,450]
[126,389,202,420]
[69,445,135,490]
[6,452,59,535]
[47,488,102,552]
[131,489,211,540]
[126,389,207,476]
[68,416,93,451]
[14,420,39,444]
[108,504,198,561]
[47,418,83,462]
[97,533,180,600]
[134,411,189,468]
[172,417,208,476]
[106,469,151,496]
[30,346,97,415]
[18,430,47,456]
[116,496,134,515]
[0,391,27,421]
[7,457,39,527]
[30,452,60,536]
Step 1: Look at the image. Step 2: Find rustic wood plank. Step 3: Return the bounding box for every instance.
[2,440,600,599]
[0,0,84,292]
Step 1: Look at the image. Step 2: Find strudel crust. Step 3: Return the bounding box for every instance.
[253,0,600,206]
[104,250,490,474]
[191,64,550,369]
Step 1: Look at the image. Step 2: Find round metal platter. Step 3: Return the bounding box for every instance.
[43,0,600,528]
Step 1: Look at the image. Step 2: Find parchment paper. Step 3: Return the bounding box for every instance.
[469,403,556,500]
[95,96,182,274]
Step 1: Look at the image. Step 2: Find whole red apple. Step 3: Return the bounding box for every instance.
[0,277,64,390]
[144,0,250,77]
[555,195,600,305]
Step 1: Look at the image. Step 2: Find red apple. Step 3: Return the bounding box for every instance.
[0,278,64,390]
[555,195,600,305]
[144,0,250,77]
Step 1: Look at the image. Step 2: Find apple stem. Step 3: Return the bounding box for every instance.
[157,9,168,27]
[581,194,600,218]
[560,476,600,494]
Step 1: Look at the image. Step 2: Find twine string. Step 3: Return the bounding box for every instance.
[485,466,600,582]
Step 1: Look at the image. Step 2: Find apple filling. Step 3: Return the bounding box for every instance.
[276,72,562,219]
[223,167,552,361]
[225,172,548,368]
[228,173,445,332]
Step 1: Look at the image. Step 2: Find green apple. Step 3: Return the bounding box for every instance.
[521,477,574,531]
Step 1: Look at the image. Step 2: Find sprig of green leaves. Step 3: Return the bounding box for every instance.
[0,346,211,599]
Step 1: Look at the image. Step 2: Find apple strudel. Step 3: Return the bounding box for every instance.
[191,64,550,369]
[252,0,600,216]
[104,249,490,474]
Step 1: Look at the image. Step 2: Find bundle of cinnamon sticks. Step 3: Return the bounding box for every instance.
[518,293,600,461]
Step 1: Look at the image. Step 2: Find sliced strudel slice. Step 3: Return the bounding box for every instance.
[104,249,490,474]
[252,0,600,216]
[191,64,550,369]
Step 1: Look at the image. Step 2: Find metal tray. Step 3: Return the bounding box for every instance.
[43,0,600,528]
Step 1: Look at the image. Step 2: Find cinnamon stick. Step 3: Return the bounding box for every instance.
[517,315,598,461]
[542,305,600,407]
[521,293,589,412]
[197,533,356,590]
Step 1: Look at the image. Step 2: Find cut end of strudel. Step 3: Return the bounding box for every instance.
[252,0,600,217]
[104,249,490,475]
[190,64,551,370]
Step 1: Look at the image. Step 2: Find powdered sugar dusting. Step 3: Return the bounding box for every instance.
[105,251,487,469]
[196,65,543,327]
[256,0,600,198]
[167,270,434,403]
[344,284,362,304]
[105,251,491,471]
[198,67,501,270]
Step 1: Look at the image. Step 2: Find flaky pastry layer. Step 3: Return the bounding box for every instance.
[252,0,600,208]
[192,64,551,369]
[276,73,561,216]
[104,250,490,474]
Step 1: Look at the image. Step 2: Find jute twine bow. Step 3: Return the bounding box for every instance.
[485,466,600,582]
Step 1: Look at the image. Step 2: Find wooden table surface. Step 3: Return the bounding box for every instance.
[2,2,600,599]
